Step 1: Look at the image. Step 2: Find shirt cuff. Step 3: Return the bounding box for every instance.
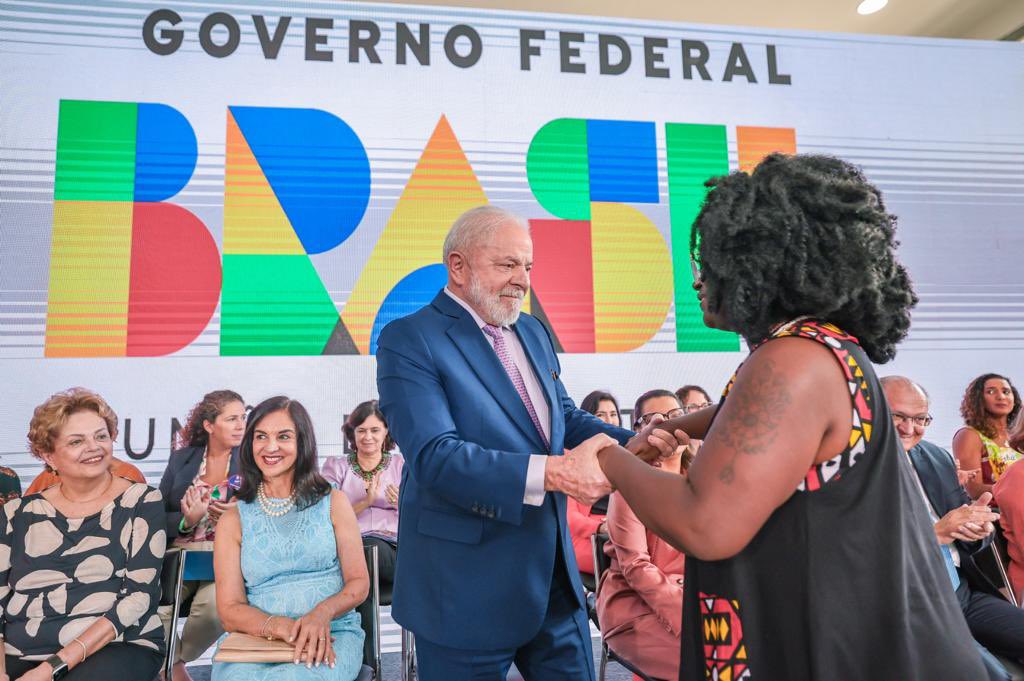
[523,455,547,506]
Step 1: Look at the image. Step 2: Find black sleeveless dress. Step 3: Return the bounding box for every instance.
[680,320,985,680]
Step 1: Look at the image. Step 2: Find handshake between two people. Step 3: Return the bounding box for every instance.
[544,416,690,506]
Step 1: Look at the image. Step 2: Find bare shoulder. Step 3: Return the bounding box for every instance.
[329,489,356,517]
[952,427,982,449]
[217,503,242,538]
[745,335,842,386]
[712,336,844,466]
[728,336,841,414]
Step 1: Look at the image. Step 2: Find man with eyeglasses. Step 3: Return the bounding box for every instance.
[882,376,1024,679]
[675,385,715,416]
[632,389,705,464]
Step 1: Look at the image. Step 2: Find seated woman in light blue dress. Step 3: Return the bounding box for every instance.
[212,396,369,681]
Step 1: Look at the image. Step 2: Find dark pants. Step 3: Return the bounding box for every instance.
[358,535,398,665]
[959,579,1024,662]
[414,544,594,681]
[5,643,162,681]
[364,535,397,587]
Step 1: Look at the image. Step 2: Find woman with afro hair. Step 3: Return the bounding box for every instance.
[594,154,987,679]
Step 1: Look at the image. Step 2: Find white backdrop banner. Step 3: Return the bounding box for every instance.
[2,1,1023,484]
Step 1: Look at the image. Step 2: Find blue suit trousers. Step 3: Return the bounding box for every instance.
[415,544,595,681]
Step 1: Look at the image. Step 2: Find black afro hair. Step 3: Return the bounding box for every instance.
[690,153,917,363]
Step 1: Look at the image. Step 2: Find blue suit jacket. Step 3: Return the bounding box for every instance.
[376,290,633,649]
[908,440,990,588]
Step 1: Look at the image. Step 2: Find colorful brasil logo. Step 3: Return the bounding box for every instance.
[45,100,794,358]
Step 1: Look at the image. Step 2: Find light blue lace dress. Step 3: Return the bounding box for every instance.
[212,493,364,681]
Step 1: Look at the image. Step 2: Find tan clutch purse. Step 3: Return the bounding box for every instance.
[213,632,296,663]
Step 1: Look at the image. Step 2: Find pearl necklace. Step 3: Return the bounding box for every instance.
[257,482,295,517]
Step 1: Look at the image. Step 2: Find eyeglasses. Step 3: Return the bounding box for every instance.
[636,408,686,428]
[891,412,933,428]
[690,259,702,283]
[682,402,714,414]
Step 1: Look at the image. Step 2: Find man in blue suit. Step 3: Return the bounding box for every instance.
[376,206,681,680]
[882,376,1024,680]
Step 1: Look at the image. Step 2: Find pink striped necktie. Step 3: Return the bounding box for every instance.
[482,324,550,450]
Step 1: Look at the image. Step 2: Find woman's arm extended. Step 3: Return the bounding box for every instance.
[599,337,849,561]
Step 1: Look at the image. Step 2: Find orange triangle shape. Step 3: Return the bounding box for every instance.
[342,115,489,353]
[223,109,304,255]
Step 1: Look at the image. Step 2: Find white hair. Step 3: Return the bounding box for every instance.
[442,205,529,263]
[880,375,930,406]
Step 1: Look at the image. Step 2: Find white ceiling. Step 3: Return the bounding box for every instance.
[366,0,1024,40]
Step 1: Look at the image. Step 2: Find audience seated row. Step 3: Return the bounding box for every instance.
[883,376,1024,681]
[3,375,1023,681]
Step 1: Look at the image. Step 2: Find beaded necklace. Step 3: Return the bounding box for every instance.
[349,450,391,483]
[256,481,295,517]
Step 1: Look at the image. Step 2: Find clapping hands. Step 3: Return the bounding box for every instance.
[935,492,999,544]
[207,497,238,526]
[180,485,211,530]
[384,483,399,507]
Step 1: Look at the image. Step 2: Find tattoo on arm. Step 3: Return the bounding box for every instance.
[714,358,792,484]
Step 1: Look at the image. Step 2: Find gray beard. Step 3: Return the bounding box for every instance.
[466,274,524,327]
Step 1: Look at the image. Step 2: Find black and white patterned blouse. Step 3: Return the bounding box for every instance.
[0,482,167,660]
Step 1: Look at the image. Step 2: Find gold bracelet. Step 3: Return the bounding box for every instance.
[71,637,88,664]
[260,615,276,641]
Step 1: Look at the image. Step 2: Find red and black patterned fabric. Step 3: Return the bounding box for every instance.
[680,319,986,681]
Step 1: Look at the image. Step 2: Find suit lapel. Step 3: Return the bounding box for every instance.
[444,308,544,448]
[227,447,241,479]
[909,448,944,513]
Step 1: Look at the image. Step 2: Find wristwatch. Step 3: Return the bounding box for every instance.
[45,654,68,680]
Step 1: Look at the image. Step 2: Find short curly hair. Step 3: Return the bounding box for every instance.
[960,373,1022,439]
[691,153,917,363]
[27,387,118,458]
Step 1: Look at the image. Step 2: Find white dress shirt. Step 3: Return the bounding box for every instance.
[444,287,550,506]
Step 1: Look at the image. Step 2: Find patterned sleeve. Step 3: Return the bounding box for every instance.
[0,466,21,506]
[0,498,18,638]
[101,486,166,636]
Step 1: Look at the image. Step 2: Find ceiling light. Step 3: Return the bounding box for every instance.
[857,0,888,15]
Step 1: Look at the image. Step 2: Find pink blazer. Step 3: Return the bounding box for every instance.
[596,491,685,637]
[567,497,604,574]
[321,452,404,538]
[994,460,1024,601]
